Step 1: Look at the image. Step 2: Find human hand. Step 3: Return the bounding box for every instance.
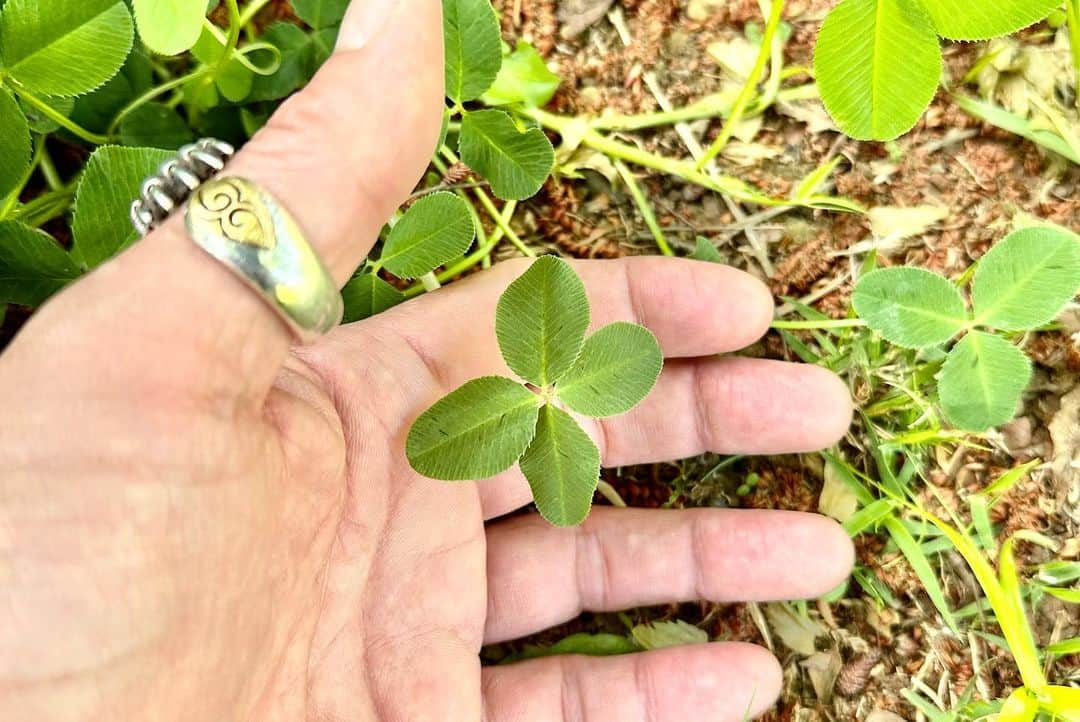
[0,1,855,720]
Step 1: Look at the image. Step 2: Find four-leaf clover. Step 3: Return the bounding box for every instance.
[406,256,663,526]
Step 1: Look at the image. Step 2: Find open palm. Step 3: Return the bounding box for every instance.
[0,2,854,720]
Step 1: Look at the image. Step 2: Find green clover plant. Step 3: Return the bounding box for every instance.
[442,0,555,200]
[406,256,663,526]
[852,226,1080,431]
[814,0,1063,140]
[0,0,561,327]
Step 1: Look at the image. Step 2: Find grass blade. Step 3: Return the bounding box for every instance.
[952,94,1080,165]
[883,516,959,634]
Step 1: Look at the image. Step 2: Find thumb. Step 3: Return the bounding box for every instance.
[18,0,444,409]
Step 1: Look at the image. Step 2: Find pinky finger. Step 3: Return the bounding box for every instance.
[482,643,782,722]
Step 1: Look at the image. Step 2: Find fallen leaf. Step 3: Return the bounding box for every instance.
[777,100,837,134]
[801,650,843,703]
[820,458,859,522]
[868,205,949,240]
[729,114,763,143]
[721,140,782,166]
[631,620,709,650]
[558,0,615,38]
[1049,385,1080,494]
[707,36,758,79]
[559,147,618,183]
[764,602,826,656]
[687,0,727,21]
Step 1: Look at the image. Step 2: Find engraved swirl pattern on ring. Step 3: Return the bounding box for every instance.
[190,178,276,249]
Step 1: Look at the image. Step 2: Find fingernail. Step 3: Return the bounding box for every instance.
[336,0,400,51]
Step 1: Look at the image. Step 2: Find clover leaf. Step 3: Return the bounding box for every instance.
[923,0,1061,41]
[971,227,1080,332]
[482,41,561,108]
[458,109,555,200]
[937,330,1032,431]
[71,146,173,269]
[814,0,941,142]
[118,103,195,149]
[495,255,590,386]
[341,272,405,323]
[852,226,1080,432]
[376,192,476,279]
[0,221,82,306]
[0,0,134,97]
[852,267,968,349]
[132,0,208,56]
[557,322,663,418]
[292,0,350,29]
[438,0,555,202]
[520,404,601,526]
[689,236,724,263]
[0,87,30,201]
[443,0,502,104]
[813,0,1061,141]
[407,256,664,526]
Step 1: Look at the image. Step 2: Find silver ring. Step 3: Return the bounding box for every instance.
[131,139,236,236]
[131,139,343,344]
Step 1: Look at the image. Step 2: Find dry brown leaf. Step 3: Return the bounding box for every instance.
[820,458,859,523]
[721,140,782,167]
[776,100,837,134]
[1049,385,1080,492]
[801,650,843,703]
[764,603,826,656]
[686,0,727,21]
[868,205,949,240]
[707,36,758,79]
[557,0,615,38]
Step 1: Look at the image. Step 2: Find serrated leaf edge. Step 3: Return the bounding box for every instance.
[852,267,970,349]
[937,330,1032,431]
[405,376,543,480]
[4,2,135,98]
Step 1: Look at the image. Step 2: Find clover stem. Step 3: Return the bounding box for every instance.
[9,83,110,145]
[521,107,786,207]
[38,147,63,192]
[9,186,76,228]
[222,0,244,59]
[770,318,866,330]
[107,67,213,135]
[438,147,535,257]
[0,135,45,220]
[613,160,673,256]
[238,0,276,27]
[591,84,813,132]
[596,481,628,508]
[401,200,518,298]
[419,272,442,291]
[697,0,785,169]
[593,96,731,131]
